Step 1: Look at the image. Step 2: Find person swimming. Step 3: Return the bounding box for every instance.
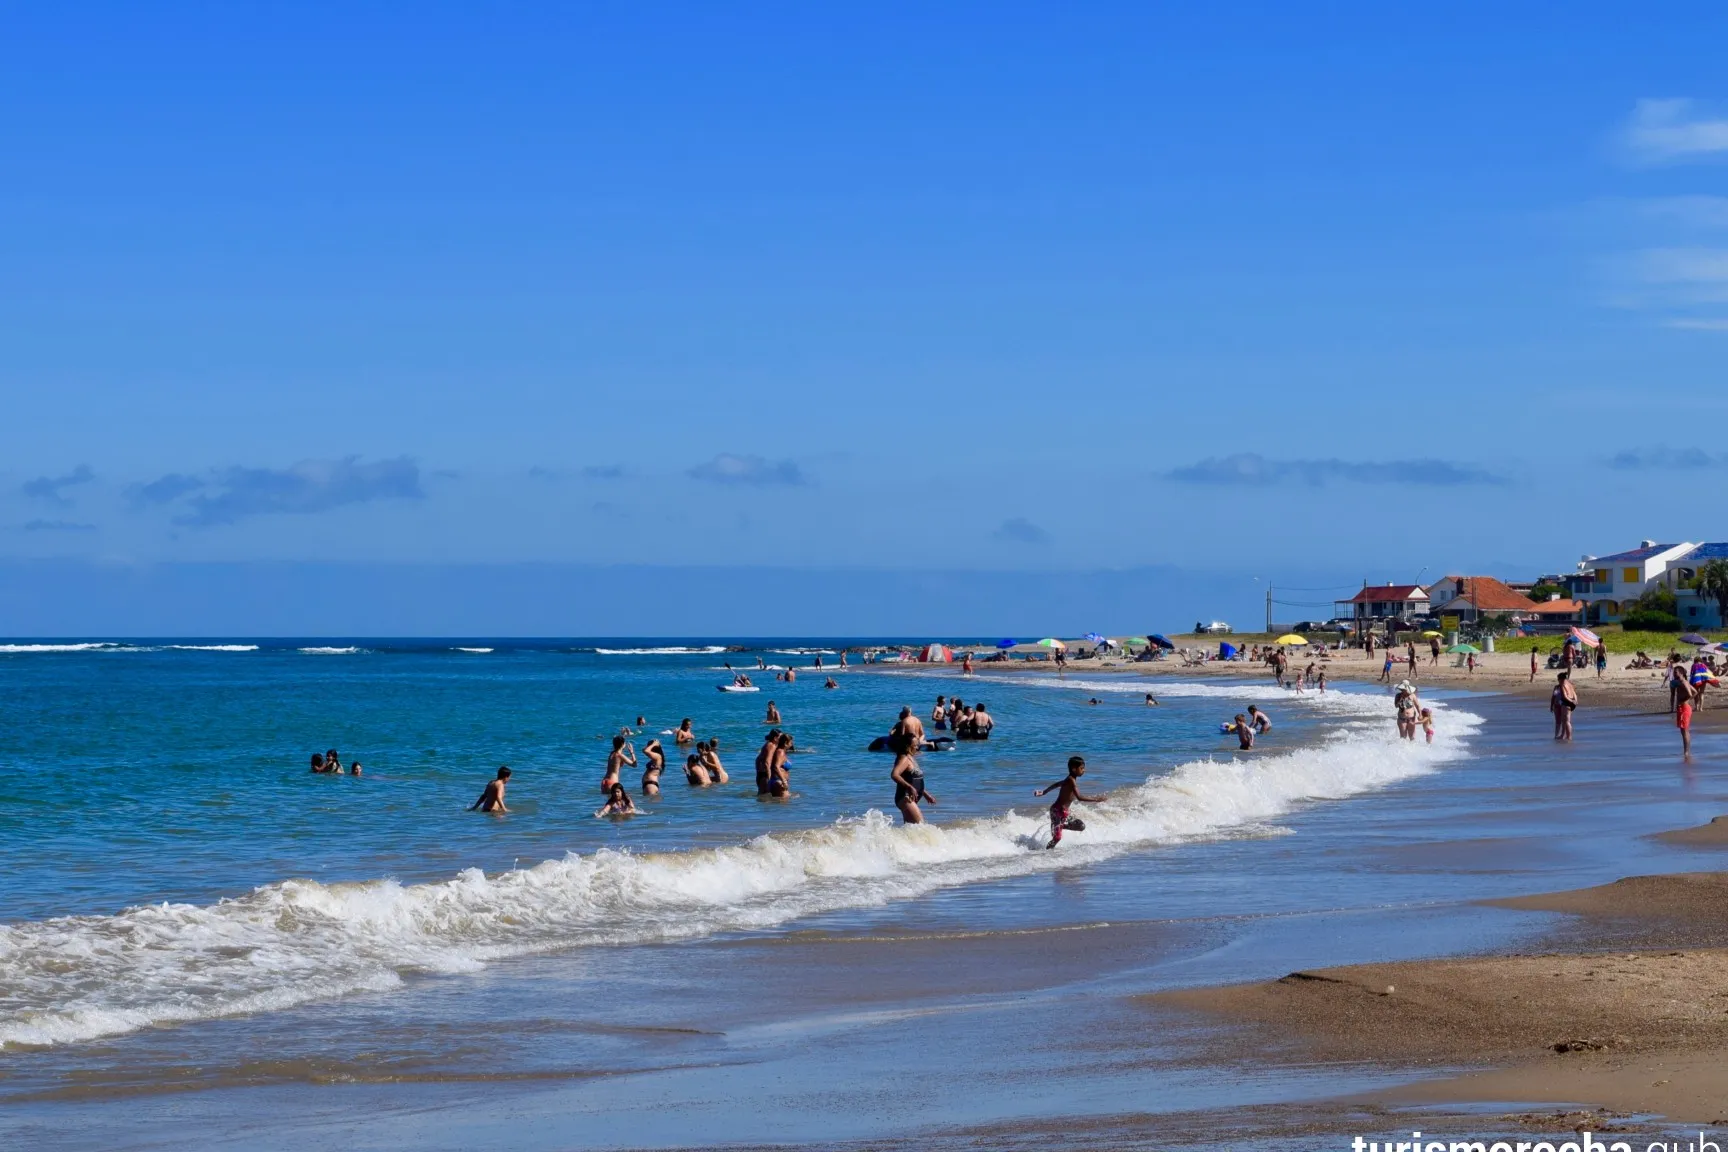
[595,782,636,818]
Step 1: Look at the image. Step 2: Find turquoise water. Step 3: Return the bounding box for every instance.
[4,639,1249,921]
[0,637,1469,1057]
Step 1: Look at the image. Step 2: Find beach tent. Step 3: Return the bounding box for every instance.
[1568,626,1601,648]
[1147,634,1175,649]
[1218,641,1237,659]
[919,644,953,663]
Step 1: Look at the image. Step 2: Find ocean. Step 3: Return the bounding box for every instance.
[0,638,1511,1147]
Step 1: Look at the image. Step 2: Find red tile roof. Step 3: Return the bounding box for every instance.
[1525,599,1585,615]
[1347,585,1428,603]
[1448,577,1539,612]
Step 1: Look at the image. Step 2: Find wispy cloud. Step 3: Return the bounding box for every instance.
[124,472,204,509]
[22,519,96,532]
[173,456,424,527]
[992,517,1049,545]
[1622,98,1728,166]
[1608,446,1728,470]
[582,464,627,480]
[687,453,808,487]
[1167,454,1506,487]
[21,464,94,506]
[1641,195,1728,228]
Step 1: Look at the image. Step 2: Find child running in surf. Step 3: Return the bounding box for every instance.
[1032,756,1108,850]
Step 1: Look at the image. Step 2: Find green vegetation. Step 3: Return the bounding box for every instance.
[1621,585,1682,632]
[1527,581,1564,602]
[1484,628,1724,655]
[1693,558,1728,624]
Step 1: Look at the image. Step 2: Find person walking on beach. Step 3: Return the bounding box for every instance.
[1378,649,1394,683]
[1596,643,1607,679]
[1430,636,1441,665]
[1677,678,1700,756]
[1034,756,1107,849]
[1530,648,1539,683]
[470,766,511,813]
[1365,633,1375,661]
[1551,672,1578,742]
[1669,662,1691,714]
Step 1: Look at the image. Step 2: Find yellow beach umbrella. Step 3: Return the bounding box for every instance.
[1274,634,1308,645]
[1422,630,1443,638]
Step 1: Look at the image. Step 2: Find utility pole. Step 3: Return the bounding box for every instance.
[1266,582,1273,634]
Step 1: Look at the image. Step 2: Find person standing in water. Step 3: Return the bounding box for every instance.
[1677,677,1700,756]
[674,718,695,745]
[1228,714,1254,750]
[931,696,948,729]
[699,739,728,784]
[470,766,511,812]
[765,701,781,725]
[684,744,712,786]
[602,735,636,793]
[755,730,781,794]
[889,707,931,823]
[1033,756,1107,850]
[641,739,665,796]
[1551,671,1578,741]
[1246,705,1272,735]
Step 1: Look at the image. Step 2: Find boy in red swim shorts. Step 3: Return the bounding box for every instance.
[1033,756,1108,850]
[1678,681,1699,756]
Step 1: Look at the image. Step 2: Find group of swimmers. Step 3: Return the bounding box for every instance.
[308,749,362,775]
[929,696,994,739]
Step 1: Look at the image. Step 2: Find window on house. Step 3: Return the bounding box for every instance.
[1623,568,1639,583]
[1595,569,1609,585]
[1689,607,1698,616]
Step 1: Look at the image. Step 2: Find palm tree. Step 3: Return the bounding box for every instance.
[1696,558,1728,628]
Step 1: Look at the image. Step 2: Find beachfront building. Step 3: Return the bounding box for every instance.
[1564,541,1696,626]
[1424,575,1538,624]
[1662,542,1728,629]
[1336,582,1430,632]
[1522,597,1586,631]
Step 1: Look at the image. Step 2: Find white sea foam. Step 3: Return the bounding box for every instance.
[298,646,363,655]
[772,648,838,656]
[454,647,494,653]
[0,694,1478,1049]
[167,644,260,652]
[0,642,124,654]
[595,646,729,656]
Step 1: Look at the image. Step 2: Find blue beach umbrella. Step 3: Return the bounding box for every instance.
[1148,634,1175,649]
[996,638,1018,649]
[1084,632,1106,645]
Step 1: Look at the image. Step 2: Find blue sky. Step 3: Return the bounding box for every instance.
[4,3,1727,621]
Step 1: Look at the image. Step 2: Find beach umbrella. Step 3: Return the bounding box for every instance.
[1680,632,1711,646]
[1084,632,1106,645]
[1148,634,1175,649]
[1122,636,1149,647]
[1037,638,1066,649]
[1568,626,1601,648]
[1422,630,1443,638]
[1446,643,1481,654]
[1219,642,1237,659]
[1274,633,1308,645]
[996,638,1017,649]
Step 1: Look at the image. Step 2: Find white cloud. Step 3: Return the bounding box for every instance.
[1641,195,1728,228]
[1623,99,1728,165]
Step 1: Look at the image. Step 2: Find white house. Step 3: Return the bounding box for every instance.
[1567,541,1696,626]
[1662,542,1728,629]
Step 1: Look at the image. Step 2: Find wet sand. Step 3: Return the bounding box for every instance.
[1157,869,1728,1127]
